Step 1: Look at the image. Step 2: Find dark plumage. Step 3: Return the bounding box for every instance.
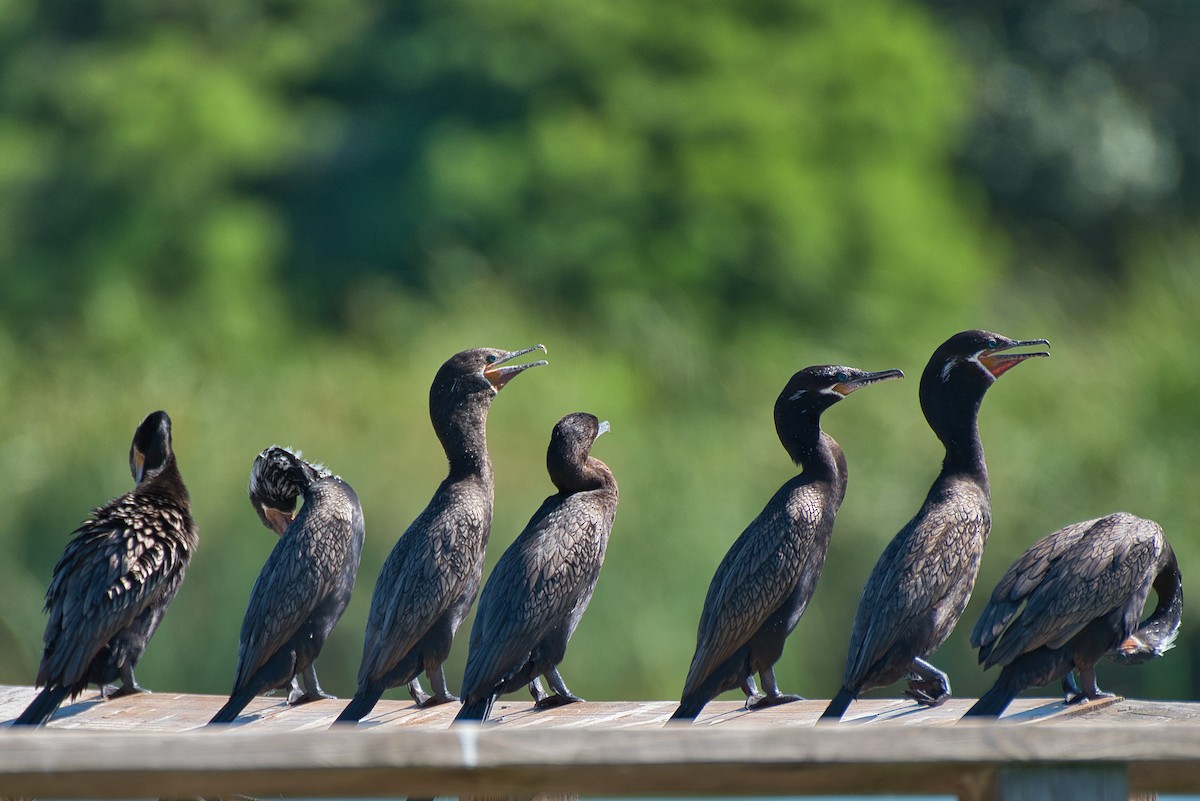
[335,345,548,725]
[455,412,619,723]
[13,411,197,727]
[964,512,1182,717]
[822,331,1048,722]
[209,447,365,724]
[671,365,905,721]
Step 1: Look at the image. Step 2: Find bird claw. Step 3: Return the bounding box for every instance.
[415,692,460,709]
[747,693,803,710]
[534,693,583,710]
[904,679,949,707]
[288,688,336,706]
[102,682,148,699]
[1066,691,1114,706]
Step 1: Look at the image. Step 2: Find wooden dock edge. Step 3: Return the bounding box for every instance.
[1,721,1199,800]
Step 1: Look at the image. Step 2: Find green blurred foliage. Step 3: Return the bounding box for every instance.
[0,0,1197,712]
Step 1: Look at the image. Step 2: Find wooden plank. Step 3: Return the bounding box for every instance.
[2,719,1200,798]
[4,686,1200,798]
[0,685,1130,731]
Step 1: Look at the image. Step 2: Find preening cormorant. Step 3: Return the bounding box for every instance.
[335,345,548,724]
[821,331,1049,721]
[209,447,365,724]
[964,512,1182,717]
[456,412,619,723]
[671,365,905,721]
[13,411,197,727]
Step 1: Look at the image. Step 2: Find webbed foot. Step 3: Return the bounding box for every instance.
[1066,690,1115,706]
[415,692,460,709]
[535,692,584,710]
[747,692,803,710]
[289,687,336,705]
[102,682,148,699]
[904,678,950,707]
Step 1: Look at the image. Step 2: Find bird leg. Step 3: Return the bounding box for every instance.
[407,678,432,706]
[535,667,584,709]
[103,662,149,699]
[528,676,550,704]
[289,664,336,705]
[413,665,459,708]
[740,674,765,708]
[746,667,803,709]
[1061,671,1081,704]
[903,658,951,707]
[1066,666,1114,705]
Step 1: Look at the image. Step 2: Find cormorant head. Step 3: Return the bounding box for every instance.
[918,329,1049,448]
[775,366,904,463]
[430,345,548,409]
[129,410,174,484]
[248,446,330,536]
[547,412,609,490]
[922,330,1049,393]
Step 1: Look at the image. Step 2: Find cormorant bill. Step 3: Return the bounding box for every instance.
[963,512,1182,718]
[334,345,548,725]
[13,411,197,727]
[821,331,1049,722]
[208,447,365,725]
[455,412,619,723]
[671,365,905,722]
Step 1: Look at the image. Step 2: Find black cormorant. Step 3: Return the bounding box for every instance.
[13,411,197,727]
[671,365,905,721]
[335,345,548,724]
[208,446,365,724]
[821,331,1049,721]
[455,412,619,722]
[964,512,1182,717]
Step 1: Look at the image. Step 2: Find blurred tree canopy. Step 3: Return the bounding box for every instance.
[1,0,1198,709]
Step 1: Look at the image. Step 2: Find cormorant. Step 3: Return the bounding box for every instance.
[456,412,619,722]
[671,365,905,721]
[821,331,1049,721]
[335,345,548,724]
[13,411,197,727]
[964,512,1182,717]
[209,446,365,724]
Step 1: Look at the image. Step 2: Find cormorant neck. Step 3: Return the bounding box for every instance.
[551,455,616,495]
[433,396,495,479]
[781,412,844,489]
[924,385,989,488]
[146,455,191,506]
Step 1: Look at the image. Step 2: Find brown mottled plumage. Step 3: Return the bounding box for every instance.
[965,512,1181,717]
[671,365,905,721]
[336,345,547,725]
[822,331,1049,721]
[14,411,196,727]
[456,412,618,722]
[209,447,364,724]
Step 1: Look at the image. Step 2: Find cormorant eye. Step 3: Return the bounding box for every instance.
[835,371,849,383]
[986,338,998,350]
[485,354,497,364]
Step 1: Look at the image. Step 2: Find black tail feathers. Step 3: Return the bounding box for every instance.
[207,687,258,725]
[12,684,71,727]
[962,683,1015,718]
[334,686,384,725]
[669,695,706,721]
[819,687,855,721]
[454,694,494,723]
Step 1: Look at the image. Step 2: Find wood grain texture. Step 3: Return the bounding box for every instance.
[1,686,1199,798]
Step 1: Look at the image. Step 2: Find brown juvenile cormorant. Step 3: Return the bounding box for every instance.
[671,365,905,721]
[209,446,365,724]
[964,512,1182,717]
[821,331,1049,721]
[456,412,619,722]
[13,411,197,727]
[335,345,548,724]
